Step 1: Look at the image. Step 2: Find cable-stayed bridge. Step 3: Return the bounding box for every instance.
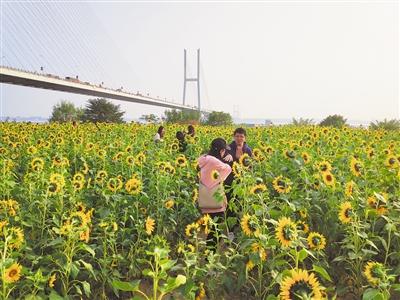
[1,1,211,114]
[0,66,201,112]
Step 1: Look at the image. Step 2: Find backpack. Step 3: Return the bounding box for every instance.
[198,181,226,209]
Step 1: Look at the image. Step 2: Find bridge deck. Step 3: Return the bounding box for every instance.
[0,67,202,111]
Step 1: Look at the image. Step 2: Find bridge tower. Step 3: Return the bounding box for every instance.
[182,49,201,112]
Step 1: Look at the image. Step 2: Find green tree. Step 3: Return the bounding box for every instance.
[49,100,83,123]
[80,98,125,123]
[164,109,201,124]
[319,114,347,128]
[204,111,233,126]
[292,117,314,126]
[140,114,160,124]
[369,119,400,131]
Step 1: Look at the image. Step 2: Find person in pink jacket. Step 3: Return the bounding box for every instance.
[198,138,232,248]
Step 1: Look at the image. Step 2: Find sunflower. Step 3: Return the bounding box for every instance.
[367,194,388,215]
[145,217,155,235]
[95,171,108,184]
[195,282,206,300]
[164,164,176,175]
[275,217,297,248]
[0,220,8,232]
[82,162,89,174]
[250,184,267,195]
[125,177,142,195]
[322,171,335,187]
[192,189,198,203]
[48,273,56,288]
[350,157,363,177]
[185,222,200,238]
[280,269,323,300]
[27,145,37,154]
[307,232,326,251]
[135,152,146,165]
[239,153,252,168]
[72,180,84,191]
[175,155,187,167]
[50,173,65,187]
[197,214,211,234]
[30,157,44,172]
[164,199,174,209]
[251,242,267,261]
[126,155,135,166]
[367,148,375,159]
[273,176,292,194]
[107,177,123,192]
[317,161,332,173]
[97,149,107,159]
[47,181,61,195]
[284,150,296,159]
[385,155,398,168]
[112,152,124,161]
[170,143,179,152]
[296,221,309,234]
[8,227,24,249]
[211,169,220,181]
[240,214,260,237]
[4,263,22,283]
[363,261,386,287]
[301,152,310,164]
[338,201,353,224]
[232,162,243,177]
[345,181,355,197]
[79,228,90,243]
[253,148,265,162]
[73,172,85,182]
[246,260,255,272]
[70,211,89,228]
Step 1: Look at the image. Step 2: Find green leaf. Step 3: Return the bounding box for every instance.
[81,281,91,298]
[142,268,155,277]
[80,244,95,257]
[159,275,187,294]
[46,237,64,247]
[298,248,308,262]
[362,288,384,300]
[48,291,64,300]
[312,264,332,282]
[112,280,141,292]
[79,260,96,279]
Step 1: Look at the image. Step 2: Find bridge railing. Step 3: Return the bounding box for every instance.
[1,65,197,109]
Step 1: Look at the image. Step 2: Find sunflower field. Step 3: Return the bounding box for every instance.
[0,122,399,300]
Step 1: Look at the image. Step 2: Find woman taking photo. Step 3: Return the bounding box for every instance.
[197,138,232,248]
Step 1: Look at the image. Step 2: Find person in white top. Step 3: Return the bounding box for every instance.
[154,126,165,142]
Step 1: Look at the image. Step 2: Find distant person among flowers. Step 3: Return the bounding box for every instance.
[154,126,165,143]
[175,131,187,152]
[187,124,195,137]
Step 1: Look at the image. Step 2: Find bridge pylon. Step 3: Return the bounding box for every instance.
[182,49,201,112]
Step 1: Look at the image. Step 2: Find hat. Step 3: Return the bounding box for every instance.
[211,138,231,152]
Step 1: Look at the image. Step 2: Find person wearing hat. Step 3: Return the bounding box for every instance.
[197,138,232,248]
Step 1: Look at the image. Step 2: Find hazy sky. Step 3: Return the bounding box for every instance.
[1,0,398,122]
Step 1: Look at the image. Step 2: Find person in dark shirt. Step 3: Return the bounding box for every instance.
[187,125,195,137]
[176,131,187,152]
[223,128,253,231]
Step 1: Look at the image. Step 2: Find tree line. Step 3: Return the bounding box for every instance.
[49,99,400,130]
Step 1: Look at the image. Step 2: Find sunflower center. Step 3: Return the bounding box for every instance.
[283,225,294,241]
[345,208,352,218]
[289,280,313,299]
[278,180,286,188]
[312,236,321,246]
